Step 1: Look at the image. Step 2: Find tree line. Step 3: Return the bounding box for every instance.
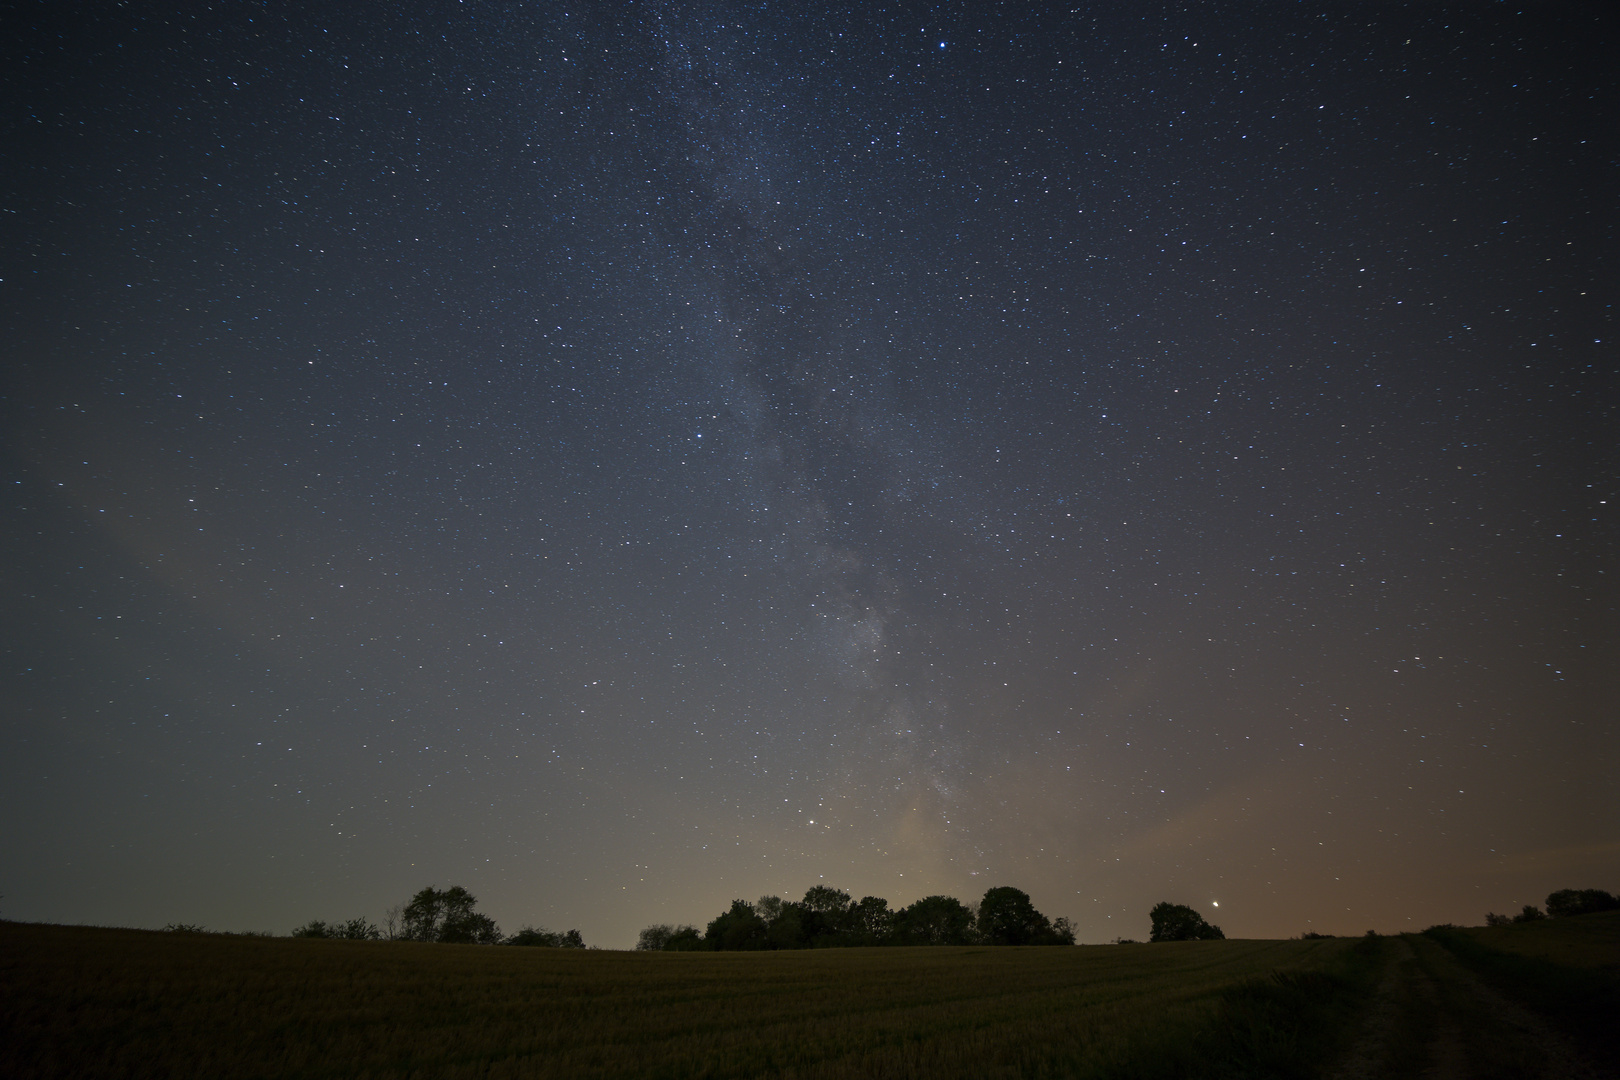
[293,885,586,948]
[636,885,1079,950]
[285,882,1613,950]
[1485,887,1619,926]
[292,884,1220,951]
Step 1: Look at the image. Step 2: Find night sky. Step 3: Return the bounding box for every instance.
[3,2,1614,948]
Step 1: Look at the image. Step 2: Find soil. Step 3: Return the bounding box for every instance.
[1327,935,1614,1080]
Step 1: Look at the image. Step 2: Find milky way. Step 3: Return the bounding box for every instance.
[3,2,1613,946]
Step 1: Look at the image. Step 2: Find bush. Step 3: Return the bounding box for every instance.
[292,917,380,940]
[507,926,585,948]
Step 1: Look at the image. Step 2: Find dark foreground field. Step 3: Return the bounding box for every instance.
[2,915,1615,1079]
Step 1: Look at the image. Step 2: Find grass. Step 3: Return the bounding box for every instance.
[1422,910,1620,1065]
[0,921,1379,1080]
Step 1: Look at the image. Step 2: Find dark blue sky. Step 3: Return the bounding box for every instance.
[3,1,1613,946]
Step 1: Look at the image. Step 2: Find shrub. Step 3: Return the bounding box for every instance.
[293,917,380,940]
[508,926,585,948]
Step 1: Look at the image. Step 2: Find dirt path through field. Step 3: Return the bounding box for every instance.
[1325,935,1614,1080]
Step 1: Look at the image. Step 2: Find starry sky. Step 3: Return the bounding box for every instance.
[3,2,1614,948]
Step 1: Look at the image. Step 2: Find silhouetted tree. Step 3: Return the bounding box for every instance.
[705,899,769,950]
[1148,902,1224,942]
[794,885,856,946]
[685,884,1071,950]
[849,895,895,944]
[1512,904,1546,923]
[636,924,677,950]
[765,902,809,949]
[1545,888,1620,918]
[892,895,975,945]
[664,925,704,950]
[976,887,1070,945]
[743,895,811,948]
[401,886,502,944]
[977,887,1049,945]
[802,886,853,918]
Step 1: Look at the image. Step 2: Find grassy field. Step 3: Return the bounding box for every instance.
[2,916,1614,1079]
[1414,912,1620,1073]
[0,922,1375,1079]
[1442,907,1620,971]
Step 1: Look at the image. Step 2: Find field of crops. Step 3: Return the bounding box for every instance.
[0,921,1376,1079]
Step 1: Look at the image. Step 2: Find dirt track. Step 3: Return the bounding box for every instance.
[1327,935,1613,1080]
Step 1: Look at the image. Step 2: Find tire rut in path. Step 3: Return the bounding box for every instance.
[1325,935,1614,1080]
